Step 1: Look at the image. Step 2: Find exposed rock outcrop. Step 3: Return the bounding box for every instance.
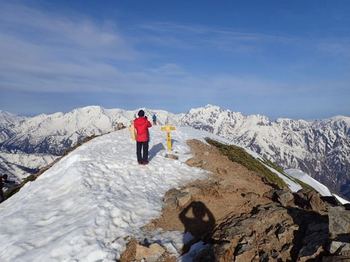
[121,139,350,261]
[328,206,350,257]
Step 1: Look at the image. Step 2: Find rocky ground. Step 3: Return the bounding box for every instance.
[120,139,350,262]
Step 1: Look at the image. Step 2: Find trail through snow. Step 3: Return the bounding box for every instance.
[0,127,209,261]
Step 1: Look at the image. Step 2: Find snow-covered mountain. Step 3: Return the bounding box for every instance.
[180,105,350,199]
[0,110,25,144]
[0,106,178,155]
[1,105,349,199]
[0,106,178,181]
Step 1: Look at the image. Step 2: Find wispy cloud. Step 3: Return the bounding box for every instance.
[317,39,350,58]
[0,2,137,92]
[1,2,349,118]
[0,3,292,95]
[137,22,294,53]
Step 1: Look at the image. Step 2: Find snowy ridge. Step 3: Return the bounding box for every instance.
[1,105,349,199]
[180,105,350,199]
[0,106,178,181]
[0,127,211,261]
[285,169,332,196]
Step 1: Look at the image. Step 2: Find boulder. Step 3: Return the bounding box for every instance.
[275,189,294,207]
[329,206,350,238]
[295,189,327,213]
[329,241,350,255]
[176,192,192,208]
[163,188,193,209]
[135,243,166,262]
[210,203,298,261]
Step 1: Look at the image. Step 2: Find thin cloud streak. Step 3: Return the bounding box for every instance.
[0,2,349,119]
[0,3,300,95]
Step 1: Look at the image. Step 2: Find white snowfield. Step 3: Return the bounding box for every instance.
[285,169,332,196]
[285,168,350,204]
[0,127,211,261]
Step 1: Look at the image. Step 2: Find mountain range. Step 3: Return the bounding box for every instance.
[0,105,349,199]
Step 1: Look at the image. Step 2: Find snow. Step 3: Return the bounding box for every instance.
[0,152,57,181]
[285,169,332,196]
[264,165,302,192]
[333,194,350,205]
[243,148,302,192]
[285,169,350,204]
[0,127,209,261]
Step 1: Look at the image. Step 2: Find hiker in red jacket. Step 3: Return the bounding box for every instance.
[134,110,152,164]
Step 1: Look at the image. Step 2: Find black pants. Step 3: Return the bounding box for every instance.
[136,141,149,162]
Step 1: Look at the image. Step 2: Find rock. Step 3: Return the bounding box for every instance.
[216,167,227,175]
[298,245,324,262]
[295,189,327,213]
[165,153,179,160]
[120,238,138,262]
[163,188,193,209]
[275,189,294,207]
[211,203,298,261]
[135,243,166,262]
[329,241,350,255]
[298,221,328,260]
[322,255,350,262]
[186,158,205,167]
[329,206,350,239]
[309,191,328,213]
[176,192,192,208]
[183,186,201,196]
[263,189,276,200]
[163,188,181,209]
[115,122,126,130]
[241,192,259,201]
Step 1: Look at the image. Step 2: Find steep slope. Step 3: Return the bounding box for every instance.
[0,127,209,261]
[180,105,350,199]
[0,152,57,182]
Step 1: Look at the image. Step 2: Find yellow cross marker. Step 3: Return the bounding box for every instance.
[161,125,176,152]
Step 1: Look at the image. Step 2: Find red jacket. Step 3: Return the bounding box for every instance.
[134,117,152,142]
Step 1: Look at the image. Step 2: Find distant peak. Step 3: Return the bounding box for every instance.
[204,104,221,110]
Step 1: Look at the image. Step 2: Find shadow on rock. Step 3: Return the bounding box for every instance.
[287,207,329,261]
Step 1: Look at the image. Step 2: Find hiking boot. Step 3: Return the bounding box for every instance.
[142,160,149,165]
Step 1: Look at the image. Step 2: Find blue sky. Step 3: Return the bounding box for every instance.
[0,0,349,119]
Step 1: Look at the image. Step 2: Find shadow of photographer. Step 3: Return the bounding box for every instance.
[179,201,216,255]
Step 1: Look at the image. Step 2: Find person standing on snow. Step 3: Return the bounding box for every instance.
[152,114,157,125]
[134,110,152,164]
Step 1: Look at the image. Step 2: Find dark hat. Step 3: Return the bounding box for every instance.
[138,110,145,117]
